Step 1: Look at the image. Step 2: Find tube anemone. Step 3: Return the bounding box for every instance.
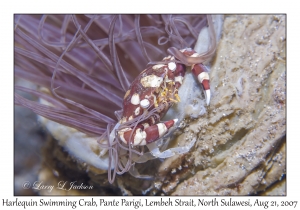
[14,14,216,184]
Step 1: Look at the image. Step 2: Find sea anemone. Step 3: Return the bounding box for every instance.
[14,14,218,185]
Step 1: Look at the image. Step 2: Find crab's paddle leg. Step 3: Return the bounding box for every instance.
[146,137,197,159]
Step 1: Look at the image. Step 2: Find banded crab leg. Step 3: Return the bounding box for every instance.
[118,119,178,146]
[177,48,211,106]
[146,137,197,159]
[191,63,210,105]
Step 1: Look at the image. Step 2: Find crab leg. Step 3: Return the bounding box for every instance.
[191,63,211,105]
[118,119,178,146]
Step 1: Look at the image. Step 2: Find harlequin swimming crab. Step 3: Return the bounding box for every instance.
[102,15,219,183]
[103,49,212,182]
[117,51,210,146]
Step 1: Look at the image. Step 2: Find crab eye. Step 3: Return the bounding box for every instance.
[140,99,150,108]
[168,62,176,71]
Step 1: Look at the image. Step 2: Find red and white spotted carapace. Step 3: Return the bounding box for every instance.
[117,48,210,146]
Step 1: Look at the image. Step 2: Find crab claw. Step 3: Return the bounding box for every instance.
[205,89,211,106]
[191,63,211,106]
